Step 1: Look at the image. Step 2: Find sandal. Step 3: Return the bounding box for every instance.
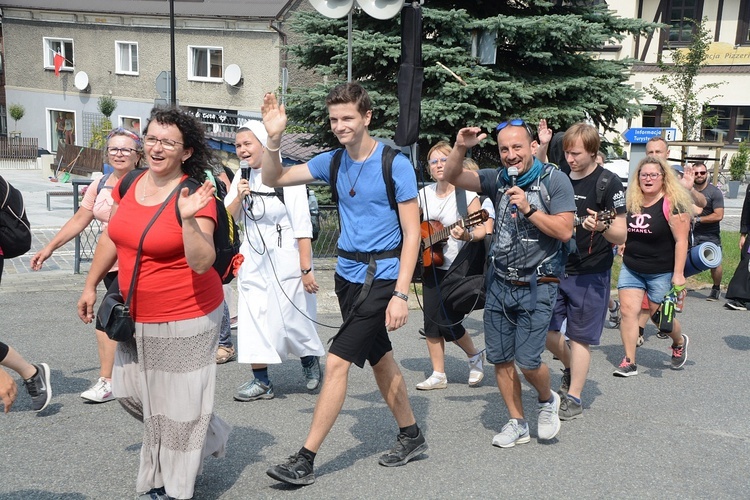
[216,345,236,364]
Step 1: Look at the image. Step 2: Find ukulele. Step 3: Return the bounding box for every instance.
[421,209,489,268]
[573,208,617,228]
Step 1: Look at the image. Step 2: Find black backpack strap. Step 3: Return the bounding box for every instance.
[274,187,285,204]
[381,145,399,211]
[329,148,345,207]
[455,188,468,217]
[117,168,147,199]
[596,168,614,208]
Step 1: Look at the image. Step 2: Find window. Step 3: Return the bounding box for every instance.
[119,116,141,134]
[701,106,750,143]
[738,0,750,46]
[666,0,704,45]
[48,109,75,153]
[642,105,665,127]
[115,41,139,75]
[188,46,222,81]
[44,37,74,72]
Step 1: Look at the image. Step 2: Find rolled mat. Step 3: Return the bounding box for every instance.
[684,242,722,277]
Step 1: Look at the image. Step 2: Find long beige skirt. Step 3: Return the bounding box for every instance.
[112,306,232,499]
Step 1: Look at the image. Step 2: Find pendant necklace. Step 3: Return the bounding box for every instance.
[345,141,377,197]
[141,172,175,202]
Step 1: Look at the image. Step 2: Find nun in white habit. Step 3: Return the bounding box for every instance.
[224,120,325,401]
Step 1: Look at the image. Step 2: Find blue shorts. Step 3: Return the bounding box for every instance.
[617,264,672,303]
[548,271,610,346]
[484,278,557,370]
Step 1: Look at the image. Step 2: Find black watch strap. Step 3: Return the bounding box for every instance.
[523,204,538,218]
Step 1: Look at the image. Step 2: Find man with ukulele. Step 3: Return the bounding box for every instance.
[539,122,627,420]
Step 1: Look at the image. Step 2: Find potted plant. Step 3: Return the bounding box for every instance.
[8,103,25,138]
[728,140,749,198]
[89,95,118,148]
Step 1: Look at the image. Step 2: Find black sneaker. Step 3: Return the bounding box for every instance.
[378,429,428,467]
[707,287,721,301]
[613,357,638,377]
[266,453,315,486]
[23,363,51,412]
[725,299,748,311]
[670,334,689,369]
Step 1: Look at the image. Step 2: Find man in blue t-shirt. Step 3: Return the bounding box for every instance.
[260,82,426,486]
[443,121,576,448]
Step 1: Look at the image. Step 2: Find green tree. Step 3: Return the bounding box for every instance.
[646,17,724,149]
[729,140,749,181]
[284,1,658,164]
[90,95,118,148]
[9,103,25,133]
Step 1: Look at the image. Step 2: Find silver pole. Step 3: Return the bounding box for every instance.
[347,10,353,82]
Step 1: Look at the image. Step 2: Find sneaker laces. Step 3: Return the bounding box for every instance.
[24,377,40,397]
[618,357,631,368]
[671,344,684,357]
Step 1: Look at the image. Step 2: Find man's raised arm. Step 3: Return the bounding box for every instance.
[443,127,486,193]
[261,93,316,187]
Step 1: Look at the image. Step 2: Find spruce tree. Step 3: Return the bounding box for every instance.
[284,1,658,164]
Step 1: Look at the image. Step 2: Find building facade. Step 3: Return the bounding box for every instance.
[0,0,298,154]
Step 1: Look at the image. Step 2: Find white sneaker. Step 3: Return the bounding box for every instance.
[416,373,447,390]
[537,391,561,441]
[80,377,114,403]
[468,352,484,386]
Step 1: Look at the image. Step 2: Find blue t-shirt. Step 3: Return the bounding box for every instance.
[307,142,417,282]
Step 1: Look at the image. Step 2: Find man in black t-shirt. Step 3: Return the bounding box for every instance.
[542,123,627,420]
[691,162,724,300]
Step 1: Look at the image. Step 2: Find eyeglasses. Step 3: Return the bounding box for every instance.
[106,147,137,157]
[428,157,448,166]
[143,136,183,151]
[639,172,663,180]
[496,119,534,138]
[693,171,707,176]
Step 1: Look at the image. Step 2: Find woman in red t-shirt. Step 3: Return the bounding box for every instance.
[77,108,230,500]
[32,128,142,405]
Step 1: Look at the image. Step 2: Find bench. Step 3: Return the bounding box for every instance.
[46,190,74,210]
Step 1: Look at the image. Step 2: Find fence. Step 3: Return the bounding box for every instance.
[73,198,343,274]
[0,137,39,169]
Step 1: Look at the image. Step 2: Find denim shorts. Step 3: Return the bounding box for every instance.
[548,271,610,346]
[484,278,557,370]
[617,264,672,303]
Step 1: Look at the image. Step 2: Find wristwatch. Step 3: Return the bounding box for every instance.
[523,204,538,218]
[695,216,701,224]
[301,268,312,275]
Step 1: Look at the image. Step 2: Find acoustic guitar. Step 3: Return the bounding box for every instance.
[421,209,489,268]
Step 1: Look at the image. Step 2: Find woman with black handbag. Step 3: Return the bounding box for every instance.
[77,108,230,500]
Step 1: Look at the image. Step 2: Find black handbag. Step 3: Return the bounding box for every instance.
[96,185,179,341]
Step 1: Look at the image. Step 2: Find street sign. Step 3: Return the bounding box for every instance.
[155,71,177,101]
[622,127,677,144]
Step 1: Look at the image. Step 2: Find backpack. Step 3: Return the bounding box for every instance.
[270,187,321,241]
[0,175,32,259]
[118,169,242,284]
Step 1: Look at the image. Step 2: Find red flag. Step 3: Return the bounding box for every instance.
[53,53,64,76]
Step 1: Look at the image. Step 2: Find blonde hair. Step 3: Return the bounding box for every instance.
[463,158,479,171]
[427,141,451,160]
[626,155,693,215]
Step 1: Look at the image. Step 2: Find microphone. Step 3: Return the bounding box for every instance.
[240,160,250,181]
[508,167,518,217]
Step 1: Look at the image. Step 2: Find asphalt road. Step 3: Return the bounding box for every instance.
[1,269,749,499]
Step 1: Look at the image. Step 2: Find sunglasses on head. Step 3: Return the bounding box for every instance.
[495,119,534,138]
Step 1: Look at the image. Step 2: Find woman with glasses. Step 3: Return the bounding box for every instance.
[77,108,230,500]
[31,128,142,404]
[614,155,693,377]
[415,141,487,390]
